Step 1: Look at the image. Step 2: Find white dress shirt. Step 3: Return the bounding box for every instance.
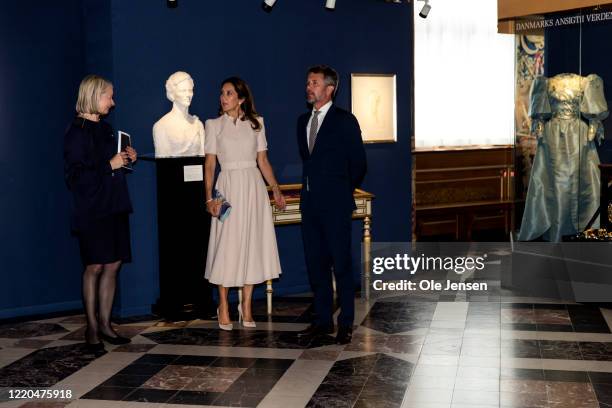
[306,100,333,145]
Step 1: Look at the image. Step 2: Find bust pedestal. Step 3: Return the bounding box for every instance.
[141,154,215,321]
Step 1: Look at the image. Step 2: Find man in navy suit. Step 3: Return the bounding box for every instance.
[297,65,367,344]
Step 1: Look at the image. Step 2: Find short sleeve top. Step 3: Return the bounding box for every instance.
[204,114,267,167]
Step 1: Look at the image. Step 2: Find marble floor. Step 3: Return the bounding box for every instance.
[3,294,612,407]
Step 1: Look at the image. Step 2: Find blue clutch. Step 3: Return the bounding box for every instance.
[213,189,232,222]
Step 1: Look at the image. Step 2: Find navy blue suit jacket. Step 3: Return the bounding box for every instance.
[297,105,367,213]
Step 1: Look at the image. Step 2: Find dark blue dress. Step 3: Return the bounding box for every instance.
[64,117,133,265]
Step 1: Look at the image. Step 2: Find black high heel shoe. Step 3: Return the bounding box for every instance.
[99,332,131,345]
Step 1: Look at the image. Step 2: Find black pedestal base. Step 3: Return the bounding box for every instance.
[152,300,217,322]
[144,155,216,322]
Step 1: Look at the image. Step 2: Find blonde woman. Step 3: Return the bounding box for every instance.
[64,75,137,351]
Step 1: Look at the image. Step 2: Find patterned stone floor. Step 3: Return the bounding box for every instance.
[2,294,612,407]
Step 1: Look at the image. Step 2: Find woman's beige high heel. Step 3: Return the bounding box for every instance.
[237,303,256,328]
[217,308,233,331]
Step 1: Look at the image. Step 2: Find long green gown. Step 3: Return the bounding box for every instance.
[519,73,608,242]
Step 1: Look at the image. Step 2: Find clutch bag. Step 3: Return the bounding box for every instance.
[213,189,232,222]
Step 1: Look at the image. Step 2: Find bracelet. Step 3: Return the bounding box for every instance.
[271,184,280,190]
[205,198,213,203]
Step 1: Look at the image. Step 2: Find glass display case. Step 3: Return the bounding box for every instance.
[510,5,612,241]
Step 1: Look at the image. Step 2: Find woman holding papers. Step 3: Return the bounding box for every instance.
[63,74,137,351]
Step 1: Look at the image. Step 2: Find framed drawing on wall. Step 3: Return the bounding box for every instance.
[351,73,397,143]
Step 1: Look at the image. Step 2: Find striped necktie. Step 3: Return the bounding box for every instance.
[308,110,321,154]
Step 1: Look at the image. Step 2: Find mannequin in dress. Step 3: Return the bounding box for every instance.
[153,71,205,157]
[519,73,608,241]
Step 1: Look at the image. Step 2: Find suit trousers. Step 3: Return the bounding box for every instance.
[301,199,355,328]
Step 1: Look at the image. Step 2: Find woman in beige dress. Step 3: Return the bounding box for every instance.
[204,77,286,330]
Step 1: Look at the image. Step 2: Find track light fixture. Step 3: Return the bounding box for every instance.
[417,0,431,18]
[260,0,336,13]
[167,0,177,9]
[325,0,336,10]
[262,0,277,13]
[261,0,340,13]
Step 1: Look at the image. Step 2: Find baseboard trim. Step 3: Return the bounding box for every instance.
[0,285,317,321]
[0,301,83,322]
[117,304,153,317]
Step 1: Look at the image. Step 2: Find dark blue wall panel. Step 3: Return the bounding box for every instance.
[1,0,412,318]
[108,0,413,316]
[0,0,86,318]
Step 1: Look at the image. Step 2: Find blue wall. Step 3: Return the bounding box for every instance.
[1,0,413,318]
[0,0,86,319]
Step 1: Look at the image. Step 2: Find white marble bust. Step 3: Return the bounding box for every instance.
[153,71,205,157]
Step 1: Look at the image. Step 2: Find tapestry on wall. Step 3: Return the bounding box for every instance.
[515,34,545,199]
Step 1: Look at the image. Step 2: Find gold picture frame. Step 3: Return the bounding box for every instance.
[351,73,397,143]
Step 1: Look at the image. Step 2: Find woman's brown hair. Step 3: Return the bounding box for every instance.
[218,77,262,131]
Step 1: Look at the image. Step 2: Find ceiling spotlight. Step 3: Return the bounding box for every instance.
[167,0,177,8]
[417,0,431,18]
[262,0,277,12]
[325,0,336,10]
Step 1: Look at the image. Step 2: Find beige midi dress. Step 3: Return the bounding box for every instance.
[204,114,282,287]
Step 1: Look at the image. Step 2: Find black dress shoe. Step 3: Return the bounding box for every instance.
[99,332,131,345]
[335,326,353,345]
[84,328,105,352]
[84,341,105,352]
[297,324,334,337]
